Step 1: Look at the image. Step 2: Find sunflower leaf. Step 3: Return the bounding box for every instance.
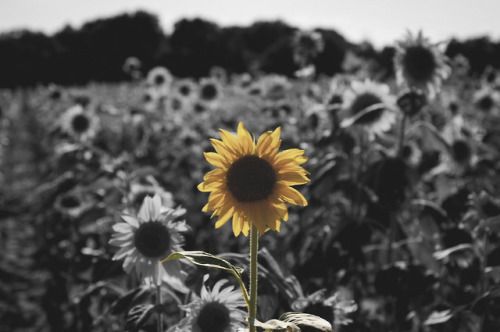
[279,312,333,331]
[162,250,250,307]
[125,304,155,331]
[254,318,300,331]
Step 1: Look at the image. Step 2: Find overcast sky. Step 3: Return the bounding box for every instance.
[0,0,498,47]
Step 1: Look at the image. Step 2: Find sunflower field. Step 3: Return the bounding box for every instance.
[1,27,500,332]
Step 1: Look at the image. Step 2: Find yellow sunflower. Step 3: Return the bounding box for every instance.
[198,123,309,237]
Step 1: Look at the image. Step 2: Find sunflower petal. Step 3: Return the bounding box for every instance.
[204,152,227,168]
[278,184,308,206]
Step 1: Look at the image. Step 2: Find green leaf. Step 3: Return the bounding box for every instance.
[162,251,249,307]
[279,312,333,331]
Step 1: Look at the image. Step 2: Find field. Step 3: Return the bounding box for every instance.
[1,36,500,332]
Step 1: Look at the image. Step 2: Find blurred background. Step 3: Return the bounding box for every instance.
[0,0,499,87]
[1,1,500,332]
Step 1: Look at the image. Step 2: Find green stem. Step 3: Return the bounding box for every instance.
[156,284,163,332]
[248,225,259,332]
[397,112,408,158]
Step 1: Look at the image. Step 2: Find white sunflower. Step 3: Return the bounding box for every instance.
[146,66,173,96]
[169,275,246,332]
[394,31,450,98]
[60,104,99,141]
[109,194,189,288]
[473,87,500,113]
[175,79,198,101]
[260,75,291,102]
[340,79,397,137]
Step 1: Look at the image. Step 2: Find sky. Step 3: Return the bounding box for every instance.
[0,0,498,47]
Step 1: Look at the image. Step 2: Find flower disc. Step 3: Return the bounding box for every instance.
[134,222,171,258]
[227,155,277,202]
[71,114,90,133]
[196,301,231,332]
[402,45,437,83]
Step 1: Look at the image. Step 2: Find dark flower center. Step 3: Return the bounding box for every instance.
[402,46,437,83]
[227,155,277,202]
[196,301,231,332]
[353,106,385,126]
[179,85,191,96]
[477,95,494,111]
[267,84,286,100]
[50,89,62,100]
[329,94,343,106]
[171,98,182,111]
[134,222,171,258]
[451,140,471,163]
[193,102,205,113]
[350,93,382,115]
[201,83,218,101]
[71,114,90,133]
[60,195,80,208]
[154,74,166,85]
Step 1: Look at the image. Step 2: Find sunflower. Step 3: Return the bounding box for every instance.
[109,195,188,287]
[128,176,175,210]
[60,104,98,141]
[340,80,396,137]
[394,31,450,98]
[261,75,291,102]
[55,191,87,218]
[198,122,309,236]
[199,78,221,103]
[175,79,198,100]
[169,276,246,332]
[474,87,499,113]
[293,30,324,68]
[122,56,142,80]
[147,66,172,87]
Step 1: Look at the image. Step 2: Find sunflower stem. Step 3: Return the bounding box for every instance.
[248,225,259,332]
[397,111,408,157]
[156,283,163,332]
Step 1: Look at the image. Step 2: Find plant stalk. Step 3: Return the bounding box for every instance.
[248,225,259,332]
[156,283,163,332]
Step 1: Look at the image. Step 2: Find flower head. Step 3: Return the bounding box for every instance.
[394,31,450,98]
[60,104,98,141]
[340,80,396,137]
[199,78,221,103]
[147,66,172,88]
[170,276,246,332]
[109,195,188,287]
[198,123,309,236]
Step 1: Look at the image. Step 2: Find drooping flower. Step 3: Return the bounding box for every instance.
[122,56,142,80]
[394,31,450,98]
[109,195,188,287]
[340,80,396,137]
[169,276,246,332]
[198,122,309,236]
[293,30,324,68]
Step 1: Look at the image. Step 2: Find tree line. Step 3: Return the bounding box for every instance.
[0,10,498,88]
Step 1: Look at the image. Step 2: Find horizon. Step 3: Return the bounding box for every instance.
[0,0,499,48]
